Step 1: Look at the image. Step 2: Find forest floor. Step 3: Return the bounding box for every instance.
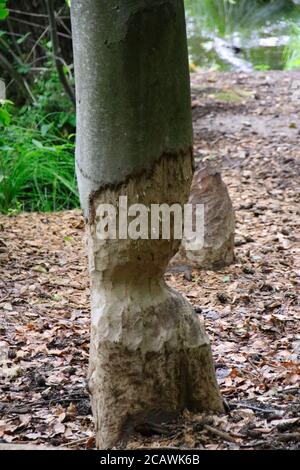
[0,71,299,450]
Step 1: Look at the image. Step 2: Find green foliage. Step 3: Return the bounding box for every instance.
[284,24,300,70]
[0,1,8,21]
[30,65,75,131]
[254,64,271,71]
[0,100,12,127]
[185,0,295,37]
[0,75,78,214]
[0,121,78,214]
[0,2,79,214]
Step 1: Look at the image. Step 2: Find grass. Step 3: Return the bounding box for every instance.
[284,24,300,70]
[0,123,78,214]
[0,71,79,214]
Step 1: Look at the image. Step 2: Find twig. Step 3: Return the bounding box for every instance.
[277,433,300,443]
[25,27,49,63]
[277,387,299,395]
[247,357,263,377]
[28,67,50,72]
[25,7,64,64]
[8,9,71,20]
[0,51,34,103]
[2,31,24,38]
[45,0,75,107]
[64,438,88,448]
[43,281,86,290]
[0,37,23,66]
[8,9,49,18]
[233,403,284,415]
[240,440,268,448]
[57,16,72,36]
[8,16,71,39]
[8,16,51,30]
[204,424,237,443]
[6,18,23,58]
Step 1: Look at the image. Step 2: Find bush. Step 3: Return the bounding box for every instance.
[0,121,78,214]
[284,24,300,70]
[0,74,78,214]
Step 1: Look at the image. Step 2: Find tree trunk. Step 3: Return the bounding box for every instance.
[171,159,235,270]
[71,0,223,449]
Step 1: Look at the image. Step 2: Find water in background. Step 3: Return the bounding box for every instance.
[185,0,300,71]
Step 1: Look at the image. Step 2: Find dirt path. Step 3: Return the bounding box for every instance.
[0,71,299,450]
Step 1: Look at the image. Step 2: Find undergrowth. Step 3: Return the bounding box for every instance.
[0,71,78,214]
[284,24,300,70]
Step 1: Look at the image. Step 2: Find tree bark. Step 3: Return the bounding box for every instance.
[171,159,235,270]
[71,0,223,449]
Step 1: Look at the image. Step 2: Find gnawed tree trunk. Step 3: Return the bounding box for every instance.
[71,0,223,449]
[171,159,235,270]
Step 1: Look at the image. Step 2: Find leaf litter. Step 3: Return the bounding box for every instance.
[0,71,299,449]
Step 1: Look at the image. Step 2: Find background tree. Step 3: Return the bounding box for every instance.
[71,0,223,449]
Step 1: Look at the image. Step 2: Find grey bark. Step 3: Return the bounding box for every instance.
[71,0,223,449]
[171,160,235,270]
[71,0,192,216]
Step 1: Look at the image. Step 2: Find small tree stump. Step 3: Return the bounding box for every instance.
[171,159,235,270]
